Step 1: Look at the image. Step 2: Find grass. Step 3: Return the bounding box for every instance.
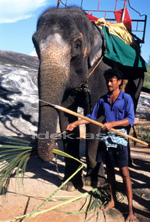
[134,124,150,144]
[143,63,150,89]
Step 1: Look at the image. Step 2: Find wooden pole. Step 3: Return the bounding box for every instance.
[121,0,127,22]
[39,99,149,147]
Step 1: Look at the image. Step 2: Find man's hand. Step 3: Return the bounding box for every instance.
[101,119,130,131]
[66,123,77,131]
[66,119,90,132]
[101,122,114,131]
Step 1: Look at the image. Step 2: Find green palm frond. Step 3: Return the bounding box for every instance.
[0,148,110,222]
[0,136,36,193]
[84,185,110,221]
[22,149,85,222]
[21,150,109,222]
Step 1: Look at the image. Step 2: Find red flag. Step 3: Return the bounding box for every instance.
[86,13,99,22]
[114,8,132,31]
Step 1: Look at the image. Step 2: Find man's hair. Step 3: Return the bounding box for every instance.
[104,68,123,81]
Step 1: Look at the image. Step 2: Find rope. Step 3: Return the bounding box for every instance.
[87,56,104,79]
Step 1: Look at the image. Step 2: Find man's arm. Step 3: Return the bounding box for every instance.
[66,119,90,131]
[66,99,102,131]
[101,119,130,131]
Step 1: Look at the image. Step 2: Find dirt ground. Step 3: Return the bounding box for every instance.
[0,134,150,222]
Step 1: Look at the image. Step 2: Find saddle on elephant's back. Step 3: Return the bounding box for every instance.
[88,17,147,72]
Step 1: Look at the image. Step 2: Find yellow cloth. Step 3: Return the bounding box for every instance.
[95,18,135,46]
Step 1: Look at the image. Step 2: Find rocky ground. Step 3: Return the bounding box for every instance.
[0,51,150,222]
[0,50,39,138]
[136,91,150,121]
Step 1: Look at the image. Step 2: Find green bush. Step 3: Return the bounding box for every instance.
[143,63,150,89]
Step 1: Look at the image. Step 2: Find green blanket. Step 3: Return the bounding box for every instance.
[102,26,147,71]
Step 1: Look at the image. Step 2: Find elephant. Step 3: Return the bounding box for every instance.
[32,7,144,191]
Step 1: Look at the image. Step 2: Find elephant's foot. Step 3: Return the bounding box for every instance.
[61,177,83,192]
[83,175,92,186]
[61,181,77,192]
[83,175,106,188]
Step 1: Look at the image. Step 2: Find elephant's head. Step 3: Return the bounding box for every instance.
[32,7,106,162]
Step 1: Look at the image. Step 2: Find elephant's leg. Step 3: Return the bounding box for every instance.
[85,123,106,187]
[59,104,83,191]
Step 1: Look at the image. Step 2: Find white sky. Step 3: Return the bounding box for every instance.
[0,0,50,23]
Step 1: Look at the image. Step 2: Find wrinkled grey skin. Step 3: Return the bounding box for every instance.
[32,7,144,189]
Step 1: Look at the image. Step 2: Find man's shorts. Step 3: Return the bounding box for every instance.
[97,141,129,168]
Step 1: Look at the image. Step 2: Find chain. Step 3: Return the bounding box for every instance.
[54,131,66,179]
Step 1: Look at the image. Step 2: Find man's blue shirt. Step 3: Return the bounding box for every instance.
[87,90,135,127]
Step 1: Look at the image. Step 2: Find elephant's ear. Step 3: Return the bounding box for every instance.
[89,22,106,67]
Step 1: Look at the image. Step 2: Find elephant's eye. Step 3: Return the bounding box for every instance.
[71,40,82,57]
[74,40,81,48]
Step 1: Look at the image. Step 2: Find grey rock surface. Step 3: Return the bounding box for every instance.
[0,50,39,137]
[136,92,150,121]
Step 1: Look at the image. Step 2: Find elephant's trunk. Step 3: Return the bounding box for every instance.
[37,34,71,162]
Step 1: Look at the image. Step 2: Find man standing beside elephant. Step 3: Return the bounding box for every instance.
[66,68,136,222]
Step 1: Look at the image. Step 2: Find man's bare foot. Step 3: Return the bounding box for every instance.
[101,201,115,211]
[126,213,137,222]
